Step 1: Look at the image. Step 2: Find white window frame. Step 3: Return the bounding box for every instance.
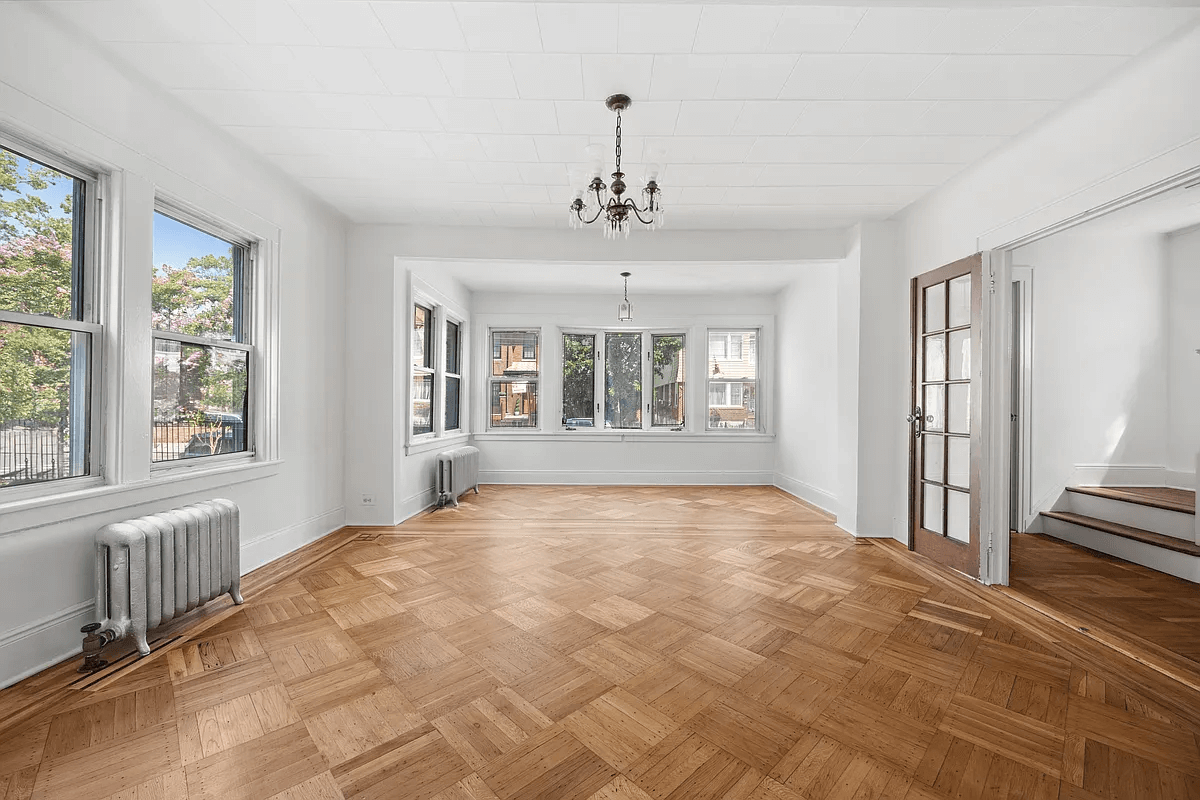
[411,301,436,438]
[408,279,469,449]
[559,328,687,432]
[706,327,760,433]
[0,133,105,501]
[488,328,541,431]
[150,200,258,474]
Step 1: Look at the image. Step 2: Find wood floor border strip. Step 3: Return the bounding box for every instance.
[870,539,1200,733]
[0,526,361,735]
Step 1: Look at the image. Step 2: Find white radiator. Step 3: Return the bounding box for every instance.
[437,445,480,507]
[94,498,243,655]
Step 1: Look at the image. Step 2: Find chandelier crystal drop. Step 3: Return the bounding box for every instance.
[568,95,664,237]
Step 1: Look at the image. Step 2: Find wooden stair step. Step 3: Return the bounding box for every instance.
[1067,485,1195,515]
[1042,511,1200,556]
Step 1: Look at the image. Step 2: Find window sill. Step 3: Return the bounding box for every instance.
[0,459,282,536]
[405,432,470,456]
[472,431,775,444]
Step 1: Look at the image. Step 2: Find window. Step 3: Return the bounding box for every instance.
[562,333,595,427]
[490,330,538,428]
[445,319,461,432]
[558,331,685,431]
[651,334,686,427]
[151,210,252,463]
[707,329,757,431]
[1,144,98,488]
[411,303,434,436]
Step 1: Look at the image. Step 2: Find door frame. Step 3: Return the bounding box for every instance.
[977,163,1200,585]
[1010,266,1035,535]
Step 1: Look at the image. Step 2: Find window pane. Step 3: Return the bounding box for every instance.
[948,274,972,328]
[446,320,460,374]
[152,212,242,341]
[708,381,756,429]
[708,334,726,359]
[652,334,685,427]
[562,333,595,426]
[605,332,641,430]
[152,338,248,462]
[0,323,90,485]
[924,283,945,333]
[493,331,538,376]
[412,304,433,369]
[412,373,432,436]
[0,147,83,320]
[947,489,970,543]
[491,381,537,428]
[445,375,460,431]
[708,330,756,381]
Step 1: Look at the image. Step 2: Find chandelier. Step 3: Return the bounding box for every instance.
[568,94,664,238]
[618,272,633,321]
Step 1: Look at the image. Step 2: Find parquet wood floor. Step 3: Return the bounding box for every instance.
[3,487,1200,800]
[1009,532,1200,674]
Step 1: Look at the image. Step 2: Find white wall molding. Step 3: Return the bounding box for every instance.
[240,507,346,573]
[772,473,838,518]
[0,599,94,689]
[397,487,438,525]
[479,470,774,486]
[1069,464,1196,490]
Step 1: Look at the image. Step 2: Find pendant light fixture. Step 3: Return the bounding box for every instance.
[618,272,634,322]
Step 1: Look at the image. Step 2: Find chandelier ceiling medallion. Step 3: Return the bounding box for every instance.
[569,94,664,239]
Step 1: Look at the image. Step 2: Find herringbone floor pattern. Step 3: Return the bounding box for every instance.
[2,486,1199,800]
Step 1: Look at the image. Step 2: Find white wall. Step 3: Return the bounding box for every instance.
[889,23,1200,555]
[1166,227,1200,477]
[0,5,347,686]
[471,291,776,486]
[1014,228,1170,510]
[773,264,839,514]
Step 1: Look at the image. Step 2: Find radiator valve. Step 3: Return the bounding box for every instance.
[78,622,109,673]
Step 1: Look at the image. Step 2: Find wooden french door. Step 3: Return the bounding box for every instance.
[909,254,983,577]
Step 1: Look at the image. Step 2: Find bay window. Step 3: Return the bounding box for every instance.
[490,329,539,429]
[559,330,686,431]
[707,329,758,431]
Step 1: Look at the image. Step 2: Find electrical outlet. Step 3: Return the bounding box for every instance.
[361,494,376,506]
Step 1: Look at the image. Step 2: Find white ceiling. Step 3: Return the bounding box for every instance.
[35,1,1200,230]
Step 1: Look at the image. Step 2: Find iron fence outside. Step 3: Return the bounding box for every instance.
[0,420,69,487]
[152,417,246,462]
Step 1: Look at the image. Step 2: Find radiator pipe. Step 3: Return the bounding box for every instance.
[78,623,109,673]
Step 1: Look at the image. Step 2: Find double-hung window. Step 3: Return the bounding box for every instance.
[412,303,434,436]
[151,208,253,463]
[707,329,758,431]
[561,331,686,430]
[410,297,465,441]
[445,319,461,432]
[489,330,539,428]
[0,143,99,488]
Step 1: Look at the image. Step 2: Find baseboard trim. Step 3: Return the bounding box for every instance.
[478,470,774,486]
[771,473,838,517]
[1070,464,1195,490]
[241,506,347,573]
[397,488,438,524]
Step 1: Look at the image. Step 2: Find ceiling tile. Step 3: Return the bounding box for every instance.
[536,3,619,54]
[692,5,783,54]
[509,54,584,100]
[842,55,946,100]
[454,2,542,52]
[768,6,864,53]
[139,0,242,43]
[208,0,319,45]
[911,55,1128,101]
[365,50,453,97]
[479,135,541,162]
[422,132,487,161]
[745,136,869,163]
[287,1,392,48]
[503,184,552,204]
[643,136,755,164]
[724,186,926,206]
[617,5,702,54]
[366,130,437,160]
[908,100,1058,136]
[731,101,807,136]
[667,164,763,187]
[649,55,725,100]
[291,47,388,95]
[779,55,872,100]
[919,8,1033,54]
[713,55,798,100]
[518,163,570,186]
[754,164,867,186]
[429,97,502,133]
[368,96,443,131]
[555,100,678,137]
[852,136,1006,164]
[1077,8,1200,56]
[437,52,519,98]
[533,135,591,163]
[839,8,950,53]
[108,43,248,90]
[469,162,524,184]
[991,7,1114,54]
[582,54,653,102]
[674,101,744,136]
[791,101,937,136]
[224,126,375,155]
[215,44,320,92]
[491,100,560,135]
[371,2,467,50]
[847,163,964,186]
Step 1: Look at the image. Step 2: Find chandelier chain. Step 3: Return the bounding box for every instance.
[614,109,622,176]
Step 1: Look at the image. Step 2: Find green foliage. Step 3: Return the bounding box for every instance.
[562,334,594,421]
[152,252,235,338]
